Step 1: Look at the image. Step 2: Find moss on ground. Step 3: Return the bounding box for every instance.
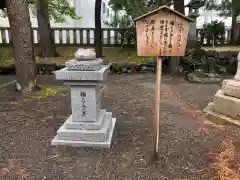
[32,85,63,99]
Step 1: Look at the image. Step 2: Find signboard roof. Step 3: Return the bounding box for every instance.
[134,5,193,22]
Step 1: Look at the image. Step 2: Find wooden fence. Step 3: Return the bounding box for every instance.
[0,27,135,47]
[0,27,232,47]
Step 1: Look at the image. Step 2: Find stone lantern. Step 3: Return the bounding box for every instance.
[186,0,204,18]
[186,0,205,47]
[51,48,116,148]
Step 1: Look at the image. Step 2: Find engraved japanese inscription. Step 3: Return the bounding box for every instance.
[80,91,87,116]
[150,20,155,48]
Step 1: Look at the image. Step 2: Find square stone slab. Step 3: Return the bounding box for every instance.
[51,118,116,148]
[214,90,240,120]
[55,112,113,142]
[204,102,240,127]
[222,79,240,98]
[70,85,102,122]
[55,65,110,82]
[64,109,106,130]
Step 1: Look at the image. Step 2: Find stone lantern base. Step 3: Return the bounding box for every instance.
[52,111,116,148]
[204,80,240,126]
[51,49,116,148]
[204,53,240,127]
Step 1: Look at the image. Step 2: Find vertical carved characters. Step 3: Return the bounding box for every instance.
[169,20,174,52]
[158,20,175,56]
[150,20,155,48]
[159,19,170,56]
[80,91,87,116]
[159,20,164,56]
[158,19,185,56]
[177,23,184,50]
[163,20,168,54]
[142,19,149,45]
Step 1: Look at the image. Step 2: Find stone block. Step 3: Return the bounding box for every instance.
[213,90,240,120]
[65,58,103,71]
[222,79,240,98]
[204,102,240,127]
[64,81,101,86]
[64,109,106,130]
[234,52,240,80]
[54,65,110,82]
[51,117,116,148]
[70,85,102,122]
[56,112,112,142]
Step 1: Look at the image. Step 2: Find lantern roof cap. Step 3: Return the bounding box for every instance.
[185,0,205,8]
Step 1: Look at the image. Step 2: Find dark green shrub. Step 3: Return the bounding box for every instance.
[199,21,225,46]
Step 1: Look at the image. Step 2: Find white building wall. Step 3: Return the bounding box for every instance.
[72,0,114,28]
[0,0,116,44]
[0,0,115,28]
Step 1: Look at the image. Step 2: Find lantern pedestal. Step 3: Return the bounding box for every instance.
[51,56,116,148]
[204,53,240,126]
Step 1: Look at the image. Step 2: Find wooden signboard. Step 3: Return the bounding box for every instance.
[134,6,192,159]
[135,6,193,57]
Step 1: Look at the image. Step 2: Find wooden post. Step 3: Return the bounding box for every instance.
[134,6,192,160]
[153,57,162,158]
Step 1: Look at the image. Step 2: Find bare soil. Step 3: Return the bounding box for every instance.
[0,74,239,180]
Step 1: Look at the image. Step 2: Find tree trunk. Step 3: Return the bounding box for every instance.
[238,23,240,45]
[230,13,238,45]
[230,0,239,45]
[95,0,102,58]
[6,0,37,92]
[173,0,185,15]
[36,0,57,57]
[114,9,118,27]
[169,57,181,75]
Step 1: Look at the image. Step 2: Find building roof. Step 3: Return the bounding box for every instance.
[133,5,193,22]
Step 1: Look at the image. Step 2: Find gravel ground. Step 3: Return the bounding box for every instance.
[0,74,239,180]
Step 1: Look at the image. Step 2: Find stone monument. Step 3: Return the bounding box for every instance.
[51,48,116,148]
[204,52,240,126]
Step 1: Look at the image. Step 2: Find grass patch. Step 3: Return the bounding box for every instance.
[0,46,77,67]
[0,47,12,67]
[0,46,154,67]
[1,45,239,69]
[32,85,62,99]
